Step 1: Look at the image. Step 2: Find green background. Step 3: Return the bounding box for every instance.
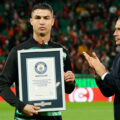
[0,102,114,120]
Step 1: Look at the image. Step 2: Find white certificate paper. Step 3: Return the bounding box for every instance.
[26,57,56,101]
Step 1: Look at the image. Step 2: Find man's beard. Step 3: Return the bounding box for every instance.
[40,33,45,37]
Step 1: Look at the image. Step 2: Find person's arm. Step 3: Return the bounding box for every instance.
[0,48,40,116]
[94,72,114,96]
[0,48,26,111]
[83,52,120,94]
[64,50,75,94]
[95,78,115,97]
[64,71,75,94]
[100,72,120,92]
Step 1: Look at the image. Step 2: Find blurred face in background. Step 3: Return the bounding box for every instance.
[30,9,54,37]
[113,19,120,46]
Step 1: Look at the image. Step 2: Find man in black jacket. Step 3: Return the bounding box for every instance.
[83,18,120,120]
[0,3,75,120]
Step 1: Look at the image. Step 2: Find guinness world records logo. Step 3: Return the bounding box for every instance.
[35,62,47,74]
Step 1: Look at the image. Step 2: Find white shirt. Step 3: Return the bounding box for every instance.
[101,72,109,80]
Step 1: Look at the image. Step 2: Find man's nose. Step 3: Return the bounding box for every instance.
[39,18,45,24]
[113,30,117,36]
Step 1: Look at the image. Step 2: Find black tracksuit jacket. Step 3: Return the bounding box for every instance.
[0,37,75,119]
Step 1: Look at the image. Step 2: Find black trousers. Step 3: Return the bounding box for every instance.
[15,114,62,120]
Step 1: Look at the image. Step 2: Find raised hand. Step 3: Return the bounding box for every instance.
[83,52,107,77]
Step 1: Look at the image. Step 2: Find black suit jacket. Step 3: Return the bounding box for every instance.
[96,53,120,120]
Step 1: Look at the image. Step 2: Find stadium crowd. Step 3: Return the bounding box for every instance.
[0,0,120,74]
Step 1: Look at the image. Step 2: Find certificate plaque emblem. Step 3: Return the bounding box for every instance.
[35,62,47,74]
[17,48,66,112]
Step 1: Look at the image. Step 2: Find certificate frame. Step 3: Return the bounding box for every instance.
[17,48,65,112]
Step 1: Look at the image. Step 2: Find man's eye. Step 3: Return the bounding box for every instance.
[44,17,50,19]
[35,16,41,19]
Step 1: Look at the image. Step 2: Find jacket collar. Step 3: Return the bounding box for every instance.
[29,37,52,45]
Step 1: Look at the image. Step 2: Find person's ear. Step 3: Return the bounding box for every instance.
[52,18,55,26]
[30,18,33,26]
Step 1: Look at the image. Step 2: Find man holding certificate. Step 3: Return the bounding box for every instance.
[0,3,75,120]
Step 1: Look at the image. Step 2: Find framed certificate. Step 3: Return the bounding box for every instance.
[17,48,65,112]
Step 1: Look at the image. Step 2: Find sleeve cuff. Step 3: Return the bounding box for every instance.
[16,100,26,112]
[101,72,109,80]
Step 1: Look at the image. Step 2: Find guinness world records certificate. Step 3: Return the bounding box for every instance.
[17,48,65,112]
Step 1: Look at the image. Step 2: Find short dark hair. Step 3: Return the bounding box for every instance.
[31,3,53,16]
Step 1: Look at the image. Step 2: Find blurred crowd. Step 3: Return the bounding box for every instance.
[0,0,120,74]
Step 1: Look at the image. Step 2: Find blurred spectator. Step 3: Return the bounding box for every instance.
[0,0,119,74]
